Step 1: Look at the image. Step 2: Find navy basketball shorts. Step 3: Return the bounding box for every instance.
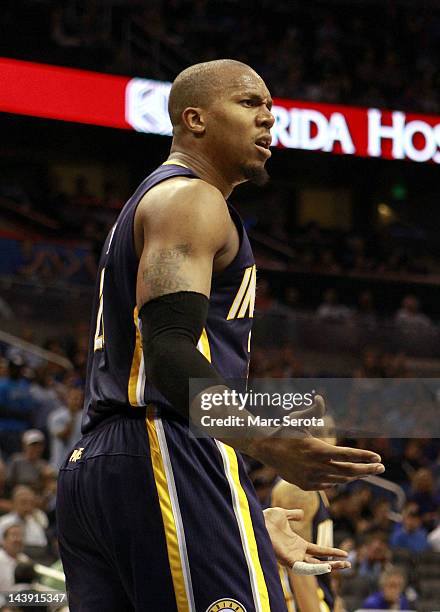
[57,409,287,612]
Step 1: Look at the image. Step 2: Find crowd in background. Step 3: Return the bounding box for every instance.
[1,176,439,288]
[3,0,440,113]
[258,215,437,280]
[1,313,440,608]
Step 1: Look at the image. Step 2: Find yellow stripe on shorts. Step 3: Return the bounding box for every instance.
[216,441,271,612]
[146,412,195,612]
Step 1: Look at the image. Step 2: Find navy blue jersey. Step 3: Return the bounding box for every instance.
[82,163,256,433]
[312,492,334,611]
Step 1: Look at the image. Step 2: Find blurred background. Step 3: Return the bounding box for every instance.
[1,1,440,610]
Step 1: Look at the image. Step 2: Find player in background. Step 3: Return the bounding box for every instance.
[271,420,343,612]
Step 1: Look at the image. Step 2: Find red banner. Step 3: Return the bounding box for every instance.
[1,58,440,164]
[0,58,130,129]
[272,97,440,164]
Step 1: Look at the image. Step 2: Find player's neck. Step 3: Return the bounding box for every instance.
[166,150,237,199]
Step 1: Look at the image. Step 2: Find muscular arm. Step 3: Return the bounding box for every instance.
[136,177,230,305]
[136,178,233,414]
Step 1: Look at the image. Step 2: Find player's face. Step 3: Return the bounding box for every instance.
[207,70,274,185]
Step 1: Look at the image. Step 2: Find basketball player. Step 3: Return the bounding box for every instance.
[271,423,341,612]
[56,60,384,612]
[273,484,339,612]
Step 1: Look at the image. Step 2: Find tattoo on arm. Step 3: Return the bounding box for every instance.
[141,244,192,300]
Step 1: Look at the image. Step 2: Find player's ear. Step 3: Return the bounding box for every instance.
[181,107,206,135]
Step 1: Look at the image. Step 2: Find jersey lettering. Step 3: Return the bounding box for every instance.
[227,265,256,320]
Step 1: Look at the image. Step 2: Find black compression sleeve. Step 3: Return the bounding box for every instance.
[139,291,224,418]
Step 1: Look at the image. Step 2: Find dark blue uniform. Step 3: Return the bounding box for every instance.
[57,163,287,612]
[312,492,335,612]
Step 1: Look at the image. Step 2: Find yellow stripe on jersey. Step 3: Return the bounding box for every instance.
[162,160,190,168]
[146,413,191,612]
[227,266,253,320]
[237,264,256,319]
[278,565,296,612]
[227,265,257,320]
[197,327,211,363]
[128,306,143,406]
[218,442,271,612]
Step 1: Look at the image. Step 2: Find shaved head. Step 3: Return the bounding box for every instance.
[168,59,259,131]
[166,59,274,189]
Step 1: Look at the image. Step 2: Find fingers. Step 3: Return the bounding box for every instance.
[300,473,377,490]
[306,543,348,558]
[304,557,351,570]
[292,561,331,576]
[325,445,382,464]
[328,560,351,570]
[328,461,385,477]
[285,509,304,521]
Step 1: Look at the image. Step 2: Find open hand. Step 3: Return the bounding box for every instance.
[263,507,351,572]
[250,396,384,490]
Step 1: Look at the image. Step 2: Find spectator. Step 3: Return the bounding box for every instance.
[389,502,429,554]
[395,294,432,328]
[361,566,411,610]
[0,520,30,591]
[48,386,83,468]
[29,367,63,432]
[408,467,440,531]
[0,486,48,554]
[356,532,392,582]
[354,290,378,328]
[402,440,429,478]
[6,430,49,494]
[316,289,351,322]
[353,346,383,378]
[366,499,393,536]
[0,358,34,456]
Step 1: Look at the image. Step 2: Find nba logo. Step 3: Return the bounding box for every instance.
[125,77,173,136]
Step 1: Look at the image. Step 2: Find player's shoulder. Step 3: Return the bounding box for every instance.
[141,176,227,216]
[137,176,231,246]
[272,479,301,501]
